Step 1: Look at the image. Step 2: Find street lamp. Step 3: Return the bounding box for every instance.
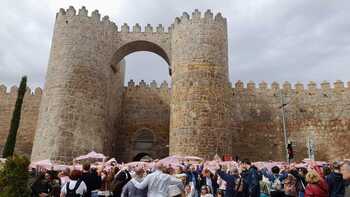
[279,89,289,163]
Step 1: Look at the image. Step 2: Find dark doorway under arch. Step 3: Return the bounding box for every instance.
[133,152,152,161]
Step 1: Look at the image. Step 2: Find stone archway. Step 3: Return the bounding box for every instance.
[112,40,170,65]
[133,129,155,154]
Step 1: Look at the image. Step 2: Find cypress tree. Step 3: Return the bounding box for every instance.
[2,76,27,158]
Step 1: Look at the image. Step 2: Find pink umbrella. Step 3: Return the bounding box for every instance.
[75,151,106,161]
[30,159,54,170]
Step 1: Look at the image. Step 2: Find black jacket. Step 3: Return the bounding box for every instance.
[326,172,345,197]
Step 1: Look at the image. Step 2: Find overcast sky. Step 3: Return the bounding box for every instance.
[1,0,349,88]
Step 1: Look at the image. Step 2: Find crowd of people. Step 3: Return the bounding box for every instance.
[29,159,350,197]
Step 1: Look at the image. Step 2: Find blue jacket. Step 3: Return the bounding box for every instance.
[217,170,237,197]
[326,172,345,197]
[242,167,260,197]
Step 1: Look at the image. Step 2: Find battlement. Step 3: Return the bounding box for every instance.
[126,80,169,90]
[56,6,171,33]
[232,80,350,95]
[172,9,226,27]
[0,84,42,97]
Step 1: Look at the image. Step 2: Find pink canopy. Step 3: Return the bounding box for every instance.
[75,151,107,161]
[160,155,203,165]
[30,159,71,171]
[30,159,54,169]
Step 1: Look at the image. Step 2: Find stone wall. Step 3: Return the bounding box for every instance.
[116,80,170,161]
[231,80,350,161]
[0,80,349,162]
[0,85,42,158]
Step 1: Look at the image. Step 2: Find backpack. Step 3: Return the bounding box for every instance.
[271,175,282,191]
[66,180,82,197]
[235,177,244,192]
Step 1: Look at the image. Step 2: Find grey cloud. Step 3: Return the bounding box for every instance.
[1,0,349,88]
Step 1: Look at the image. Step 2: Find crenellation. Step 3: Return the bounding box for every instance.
[191,9,201,21]
[173,9,225,27]
[57,8,66,17]
[145,24,153,32]
[10,86,18,96]
[0,84,6,94]
[295,81,304,93]
[121,23,130,32]
[214,12,226,23]
[271,81,280,90]
[307,81,317,94]
[34,87,42,96]
[282,81,292,93]
[133,23,141,32]
[125,80,170,90]
[321,80,331,92]
[231,81,350,96]
[247,81,256,94]
[334,80,345,93]
[102,15,110,23]
[156,24,164,33]
[138,80,147,88]
[160,81,169,89]
[91,9,101,21]
[174,17,181,25]
[204,9,214,21]
[78,6,88,17]
[66,6,76,17]
[128,79,135,87]
[150,80,157,88]
[235,80,244,92]
[181,12,190,21]
[258,81,268,90]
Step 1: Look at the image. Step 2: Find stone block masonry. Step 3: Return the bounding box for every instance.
[1,80,349,161]
[0,85,42,158]
[1,6,349,162]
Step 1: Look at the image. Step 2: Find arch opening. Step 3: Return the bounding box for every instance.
[111,40,171,75]
[133,152,152,161]
[132,129,155,161]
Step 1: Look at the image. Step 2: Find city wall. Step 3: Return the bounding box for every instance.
[0,85,42,158]
[1,80,349,161]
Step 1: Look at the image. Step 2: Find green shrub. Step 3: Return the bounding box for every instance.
[0,155,31,197]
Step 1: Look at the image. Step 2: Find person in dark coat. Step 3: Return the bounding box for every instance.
[111,169,131,197]
[186,165,200,195]
[199,168,219,195]
[80,164,102,197]
[241,159,260,197]
[327,162,345,197]
[31,172,52,197]
[216,166,237,197]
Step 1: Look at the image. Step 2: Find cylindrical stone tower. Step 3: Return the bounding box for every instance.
[31,7,118,163]
[169,10,233,158]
